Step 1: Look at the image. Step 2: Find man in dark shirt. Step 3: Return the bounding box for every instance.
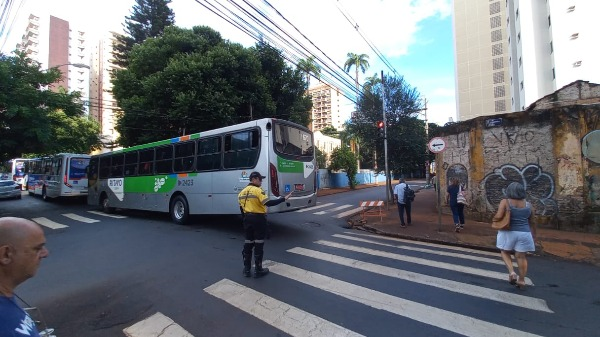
[0,217,50,336]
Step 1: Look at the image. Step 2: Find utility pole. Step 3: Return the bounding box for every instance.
[381,71,390,203]
[423,98,430,185]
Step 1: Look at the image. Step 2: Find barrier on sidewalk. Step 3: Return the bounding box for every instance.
[360,200,384,222]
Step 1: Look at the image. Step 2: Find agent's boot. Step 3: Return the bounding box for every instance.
[254,242,269,278]
[242,243,253,277]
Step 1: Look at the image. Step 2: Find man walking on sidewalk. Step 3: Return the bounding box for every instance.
[393,178,412,228]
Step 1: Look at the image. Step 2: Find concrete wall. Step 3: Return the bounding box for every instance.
[437,105,600,232]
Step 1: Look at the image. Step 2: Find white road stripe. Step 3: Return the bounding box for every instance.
[316,240,533,285]
[62,213,100,223]
[346,232,501,257]
[123,312,193,337]
[204,279,365,337]
[87,210,127,218]
[265,261,543,337]
[314,204,353,215]
[333,207,363,218]
[333,234,510,266]
[32,217,68,229]
[295,202,335,212]
[287,247,551,313]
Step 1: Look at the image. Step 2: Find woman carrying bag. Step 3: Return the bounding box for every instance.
[446,177,466,232]
[493,182,537,289]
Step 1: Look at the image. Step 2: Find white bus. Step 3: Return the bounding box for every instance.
[1,158,34,190]
[87,118,317,224]
[27,154,91,200]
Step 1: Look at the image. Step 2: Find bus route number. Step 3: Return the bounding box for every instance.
[178,179,194,187]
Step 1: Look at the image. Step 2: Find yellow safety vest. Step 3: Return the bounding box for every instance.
[238,184,268,214]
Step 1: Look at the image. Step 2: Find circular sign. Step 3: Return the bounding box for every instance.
[428,137,446,153]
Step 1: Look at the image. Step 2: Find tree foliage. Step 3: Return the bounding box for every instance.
[0,53,101,160]
[320,125,339,137]
[297,56,320,88]
[344,52,370,90]
[328,145,358,189]
[347,73,432,176]
[112,26,312,147]
[315,147,327,169]
[113,0,175,68]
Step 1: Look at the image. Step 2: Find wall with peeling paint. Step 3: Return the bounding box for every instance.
[437,104,600,233]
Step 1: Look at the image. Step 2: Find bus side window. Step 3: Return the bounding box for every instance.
[224,129,259,169]
[174,141,195,173]
[139,149,154,175]
[155,145,173,174]
[124,152,138,176]
[197,137,221,171]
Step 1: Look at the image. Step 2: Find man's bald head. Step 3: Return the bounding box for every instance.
[0,217,49,295]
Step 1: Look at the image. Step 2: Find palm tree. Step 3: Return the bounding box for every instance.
[344,53,370,91]
[297,56,321,88]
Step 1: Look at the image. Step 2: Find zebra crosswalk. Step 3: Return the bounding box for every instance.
[195,231,551,337]
[294,201,363,218]
[32,211,129,229]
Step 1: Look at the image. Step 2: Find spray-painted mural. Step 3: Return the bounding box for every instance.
[446,164,468,188]
[482,164,558,216]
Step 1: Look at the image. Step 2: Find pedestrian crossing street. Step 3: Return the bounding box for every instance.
[125,232,552,337]
[31,202,362,230]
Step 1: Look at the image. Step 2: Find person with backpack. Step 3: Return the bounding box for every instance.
[393,178,414,228]
[446,177,466,232]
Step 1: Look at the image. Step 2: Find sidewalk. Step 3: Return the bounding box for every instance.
[317,182,600,267]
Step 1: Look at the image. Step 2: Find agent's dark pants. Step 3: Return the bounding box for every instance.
[396,202,412,225]
[242,213,267,270]
[450,203,465,224]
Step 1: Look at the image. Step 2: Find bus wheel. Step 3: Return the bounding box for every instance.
[42,188,49,201]
[101,194,115,214]
[170,195,189,225]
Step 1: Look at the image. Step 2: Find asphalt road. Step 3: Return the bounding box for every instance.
[1,189,599,337]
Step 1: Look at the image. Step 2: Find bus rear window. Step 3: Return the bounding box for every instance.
[69,158,90,179]
[274,124,313,158]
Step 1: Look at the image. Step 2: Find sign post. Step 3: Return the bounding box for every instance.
[428,137,447,232]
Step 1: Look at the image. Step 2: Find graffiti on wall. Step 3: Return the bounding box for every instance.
[446,164,468,188]
[582,130,600,164]
[589,175,600,207]
[482,164,558,215]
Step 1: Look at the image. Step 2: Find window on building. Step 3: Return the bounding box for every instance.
[548,15,551,27]
[494,100,506,112]
[550,41,553,53]
[492,43,503,56]
[519,57,522,67]
[516,8,519,18]
[520,81,524,90]
[517,32,521,42]
[552,68,555,79]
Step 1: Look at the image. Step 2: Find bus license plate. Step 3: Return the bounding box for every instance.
[294,184,305,191]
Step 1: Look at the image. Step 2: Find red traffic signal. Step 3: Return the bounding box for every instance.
[377,121,384,129]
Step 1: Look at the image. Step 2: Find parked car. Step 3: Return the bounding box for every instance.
[0,179,22,199]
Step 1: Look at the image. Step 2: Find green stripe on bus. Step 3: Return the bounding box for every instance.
[277,157,303,173]
[123,175,177,193]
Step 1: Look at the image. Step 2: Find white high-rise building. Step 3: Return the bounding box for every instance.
[16,14,89,105]
[90,32,122,152]
[308,83,348,131]
[453,0,599,121]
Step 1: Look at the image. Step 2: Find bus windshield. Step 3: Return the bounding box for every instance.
[273,122,314,159]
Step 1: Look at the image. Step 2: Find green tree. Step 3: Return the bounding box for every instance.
[112,26,311,147]
[349,73,426,176]
[297,56,321,88]
[113,0,175,68]
[344,52,370,91]
[315,147,327,169]
[0,53,101,160]
[320,125,339,137]
[328,145,358,189]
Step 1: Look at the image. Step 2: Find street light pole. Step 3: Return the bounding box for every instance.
[382,71,390,203]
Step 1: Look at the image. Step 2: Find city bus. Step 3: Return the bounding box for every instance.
[1,158,34,190]
[27,154,91,200]
[87,118,317,224]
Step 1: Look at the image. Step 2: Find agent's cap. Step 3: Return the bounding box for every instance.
[249,171,266,180]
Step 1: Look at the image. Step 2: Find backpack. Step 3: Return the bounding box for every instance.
[403,185,415,203]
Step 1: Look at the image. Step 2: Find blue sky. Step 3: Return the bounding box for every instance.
[1,0,456,125]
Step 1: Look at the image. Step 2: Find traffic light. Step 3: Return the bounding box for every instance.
[377,120,384,138]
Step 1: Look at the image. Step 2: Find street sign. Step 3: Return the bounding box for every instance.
[428,137,446,153]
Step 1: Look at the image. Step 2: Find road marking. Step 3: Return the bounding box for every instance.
[265,261,543,337]
[62,213,100,223]
[314,204,353,215]
[87,210,127,218]
[294,203,335,212]
[287,247,552,313]
[316,240,533,285]
[204,279,365,337]
[32,217,68,229]
[333,207,363,218]
[333,234,508,266]
[346,232,500,257]
[123,312,193,337]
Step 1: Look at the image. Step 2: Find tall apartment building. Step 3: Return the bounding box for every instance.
[308,83,347,131]
[90,32,121,151]
[16,14,89,103]
[453,0,599,121]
